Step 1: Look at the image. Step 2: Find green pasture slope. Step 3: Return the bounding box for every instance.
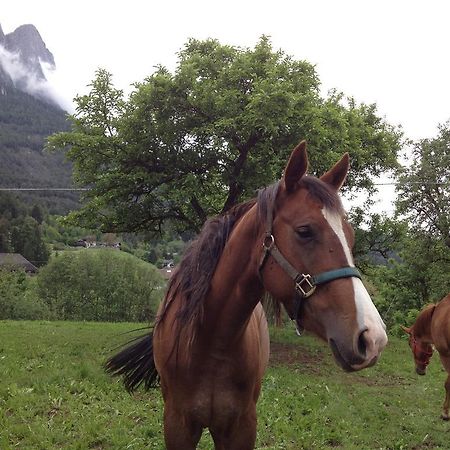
[1,322,449,449]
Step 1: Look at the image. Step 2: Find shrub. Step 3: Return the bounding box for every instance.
[35,249,165,322]
[0,269,50,320]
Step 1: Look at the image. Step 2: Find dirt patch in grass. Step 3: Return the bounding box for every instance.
[269,341,326,371]
[345,372,413,387]
[269,340,412,387]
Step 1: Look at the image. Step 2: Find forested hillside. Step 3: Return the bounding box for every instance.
[0,87,78,213]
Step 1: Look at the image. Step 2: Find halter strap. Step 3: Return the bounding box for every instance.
[313,267,362,285]
[259,233,361,295]
[412,335,434,366]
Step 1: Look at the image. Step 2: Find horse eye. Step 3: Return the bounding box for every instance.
[296,226,314,240]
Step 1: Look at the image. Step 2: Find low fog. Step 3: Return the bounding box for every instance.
[0,44,71,111]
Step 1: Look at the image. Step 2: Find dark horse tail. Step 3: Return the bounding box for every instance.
[104,332,159,392]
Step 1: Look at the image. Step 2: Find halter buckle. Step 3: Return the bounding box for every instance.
[295,274,316,298]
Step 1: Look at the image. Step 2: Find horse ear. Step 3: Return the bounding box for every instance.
[283,140,308,193]
[320,153,350,191]
[401,325,411,335]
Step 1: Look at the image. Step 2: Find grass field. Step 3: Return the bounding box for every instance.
[1,321,449,449]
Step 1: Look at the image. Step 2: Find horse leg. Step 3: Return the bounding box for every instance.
[438,354,450,420]
[163,404,203,450]
[210,407,257,450]
[443,374,450,421]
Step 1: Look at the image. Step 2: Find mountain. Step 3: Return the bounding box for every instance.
[3,24,55,72]
[0,23,58,104]
[0,23,78,214]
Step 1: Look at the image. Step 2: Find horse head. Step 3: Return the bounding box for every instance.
[258,141,387,372]
[401,325,434,375]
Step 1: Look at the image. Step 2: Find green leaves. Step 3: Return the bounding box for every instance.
[48,38,401,234]
[396,121,450,240]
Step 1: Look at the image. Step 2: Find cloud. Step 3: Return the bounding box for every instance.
[40,60,74,112]
[0,44,71,111]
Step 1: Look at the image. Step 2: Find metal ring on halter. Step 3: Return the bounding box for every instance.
[262,234,275,250]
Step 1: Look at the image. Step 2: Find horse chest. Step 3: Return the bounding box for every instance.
[171,354,259,425]
[191,378,256,426]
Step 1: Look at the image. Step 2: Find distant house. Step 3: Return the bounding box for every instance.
[159,260,175,280]
[74,239,121,249]
[0,253,38,274]
[74,239,98,248]
[74,239,89,248]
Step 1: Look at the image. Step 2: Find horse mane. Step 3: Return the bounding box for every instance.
[157,199,256,332]
[413,303,436,337]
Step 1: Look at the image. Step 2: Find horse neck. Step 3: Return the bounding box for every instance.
[413,305,436,343]
[201,205,265,346]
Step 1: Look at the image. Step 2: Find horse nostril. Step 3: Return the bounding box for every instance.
[357,329,368,357]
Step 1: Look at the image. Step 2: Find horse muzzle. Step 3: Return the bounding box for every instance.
[329,328,387,372]
[415,366,427,376]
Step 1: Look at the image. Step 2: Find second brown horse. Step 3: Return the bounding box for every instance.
[403,293,450,420]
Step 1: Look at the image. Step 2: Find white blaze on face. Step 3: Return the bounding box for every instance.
[321,208,388,350]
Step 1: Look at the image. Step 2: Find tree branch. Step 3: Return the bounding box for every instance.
[222,133,260,213]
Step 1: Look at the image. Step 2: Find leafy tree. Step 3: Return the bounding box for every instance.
[369,228,450,326]
[0,217,12,252]
[42,216,94,246]
[0,192,50,264]
[0,269,27,319]
[48,37,402,233]
[362,126,450,326]
[10,216,49,266]
[31,204,44,224]
[0,192,24,220]
[396,122,450,241]
[346,211,413,327]
[394,124,450,302]
[350,209,407,269]
[147,248,158,264]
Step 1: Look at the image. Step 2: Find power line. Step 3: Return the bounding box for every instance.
[373,181,450,186]
[0,188,88,191]
[0,182,448,191]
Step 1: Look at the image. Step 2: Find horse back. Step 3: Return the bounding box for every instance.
[432,294,450,357]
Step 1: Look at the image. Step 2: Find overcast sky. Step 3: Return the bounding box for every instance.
[3,0,450,212]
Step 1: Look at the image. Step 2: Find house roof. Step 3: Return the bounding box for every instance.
[0,253,38,273]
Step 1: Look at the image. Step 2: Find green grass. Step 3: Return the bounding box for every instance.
[1,321,449,449]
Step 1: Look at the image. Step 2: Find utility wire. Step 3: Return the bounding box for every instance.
[373,181,450,186]
[0,188,88,191]
[0,182,449,191]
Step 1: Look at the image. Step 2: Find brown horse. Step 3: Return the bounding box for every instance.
[402,293,450,420]
[106,141,388,449]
